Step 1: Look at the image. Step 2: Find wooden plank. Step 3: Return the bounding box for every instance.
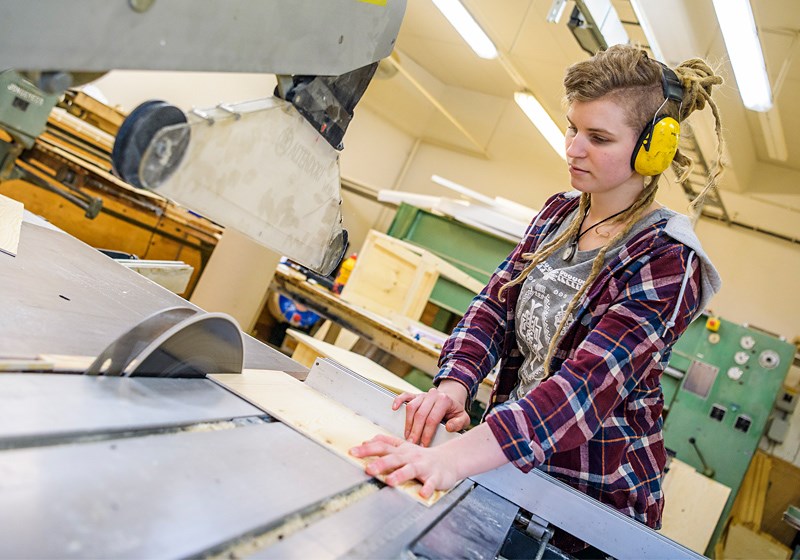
[0,354,93,372]
[0,194,23,256]
[731,450,772,530]
[659,458,731,554]
[210,369,447,507]
[0,358,53,372]
[48,108,115,153]
[59,90,126,136]
[286,329,422,395]
[39,355,95,372]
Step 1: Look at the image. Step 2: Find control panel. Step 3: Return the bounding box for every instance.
[661,314,794,553]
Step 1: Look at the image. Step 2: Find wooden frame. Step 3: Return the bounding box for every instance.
[341,230,483,321]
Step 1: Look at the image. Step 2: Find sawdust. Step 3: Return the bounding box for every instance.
[211,482,380,559]
[181,421,238,433]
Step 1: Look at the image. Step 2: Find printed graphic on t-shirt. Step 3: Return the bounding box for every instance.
[516,261,584,384]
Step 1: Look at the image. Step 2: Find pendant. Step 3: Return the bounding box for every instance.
[562,240,577,262]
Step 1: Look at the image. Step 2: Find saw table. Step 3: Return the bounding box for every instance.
[0,214,704,559]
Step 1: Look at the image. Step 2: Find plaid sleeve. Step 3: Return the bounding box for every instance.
[484,244,702,471]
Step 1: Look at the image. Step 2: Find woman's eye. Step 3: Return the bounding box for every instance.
[566,126,577,136]
[591,136,608,143]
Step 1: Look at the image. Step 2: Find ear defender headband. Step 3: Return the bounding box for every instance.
[631,63,684,176]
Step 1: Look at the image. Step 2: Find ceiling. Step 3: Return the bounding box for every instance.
[359,0,800,236]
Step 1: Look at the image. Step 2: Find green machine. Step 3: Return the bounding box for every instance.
[662,314,795,555]
[0,70,61,176]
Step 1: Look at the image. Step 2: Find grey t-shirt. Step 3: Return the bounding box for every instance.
[511,206,675,400]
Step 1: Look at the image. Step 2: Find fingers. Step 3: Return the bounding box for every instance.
[365,453,407,477]
[445,411,471,433]
[407,391,437,445]
[384,463,417,487]
[392,392,417,411]
[420,477,437,499]
[419,397,452,447]
[349,434,404,458]
[403,392,425,439]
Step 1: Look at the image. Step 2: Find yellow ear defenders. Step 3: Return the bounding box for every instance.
[630,63,684,176]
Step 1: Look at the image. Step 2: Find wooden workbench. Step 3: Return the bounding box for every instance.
[271,265,441,376]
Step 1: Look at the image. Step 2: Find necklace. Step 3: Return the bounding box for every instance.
[562,204,633,262]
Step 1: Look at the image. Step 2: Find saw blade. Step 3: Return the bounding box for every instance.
[86,306,198,376]
[125,312,243,377]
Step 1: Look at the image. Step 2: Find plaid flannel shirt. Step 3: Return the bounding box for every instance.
[435,192,703,530]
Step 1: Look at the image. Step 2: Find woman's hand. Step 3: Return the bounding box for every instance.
[394,380,471,447]
[350,424,508,499]
[349,434,461,499]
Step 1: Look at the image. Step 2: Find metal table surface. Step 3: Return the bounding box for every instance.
[0,217,304,374]
[1,422,370,559]
[0,374,262,447]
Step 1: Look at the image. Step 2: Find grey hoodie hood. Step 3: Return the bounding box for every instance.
[663,212,722,328]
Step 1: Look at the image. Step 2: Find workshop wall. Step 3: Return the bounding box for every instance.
[694,219,800,340]
[88,70,278,113]
[338,108,417,255]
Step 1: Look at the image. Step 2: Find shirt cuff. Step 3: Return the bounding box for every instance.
[484,403,546,473]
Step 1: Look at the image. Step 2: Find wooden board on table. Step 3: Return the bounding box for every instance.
[210,369,446,507]
[38,354,95,372]
[0,194,23,257]
[0,354,93,372]
[659,458,731,554]
[286,329,422,395]
[0,358,53,372]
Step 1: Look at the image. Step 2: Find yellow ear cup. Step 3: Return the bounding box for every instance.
[631,115,680,176]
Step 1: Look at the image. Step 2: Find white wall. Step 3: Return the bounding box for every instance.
[87,70,277,113]
[694,220,800,339]
[339,106,417,249]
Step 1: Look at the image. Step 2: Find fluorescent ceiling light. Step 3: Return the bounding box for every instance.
[430,0,498,59]
[711,0,772,111]
[431,174,495,205]
[628,0,666,62]
[758,106,788,161]
[514,91,566,160]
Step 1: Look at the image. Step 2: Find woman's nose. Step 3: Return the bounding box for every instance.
[565,134,586,159]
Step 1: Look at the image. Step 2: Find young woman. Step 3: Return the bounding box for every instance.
[350,45,725,551]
